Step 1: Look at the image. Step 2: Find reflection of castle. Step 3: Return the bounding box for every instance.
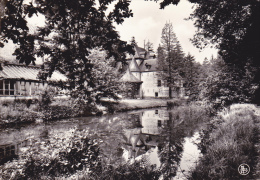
[123,109,169,160]
[141,109,169,135]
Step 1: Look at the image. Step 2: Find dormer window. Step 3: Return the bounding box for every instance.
[145,63,151,70]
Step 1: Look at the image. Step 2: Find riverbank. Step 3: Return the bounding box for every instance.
[0,100,207,180]
[0,98,184,127]
[189,104,260,179]
[102,98,184,113]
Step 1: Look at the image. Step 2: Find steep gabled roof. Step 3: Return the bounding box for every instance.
[0,64,67,82]
[129,57,140,72]
[134,46,147,59]
[125,45,147,60]
[139,58,158,72]
[119,67,142,83]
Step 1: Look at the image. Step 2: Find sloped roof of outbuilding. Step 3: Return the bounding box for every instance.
[119,68,142,83]
[0,64,67,82]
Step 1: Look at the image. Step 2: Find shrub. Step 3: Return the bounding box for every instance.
[0,101,38,125]
[190,104,259,179]
[0,128,101,180]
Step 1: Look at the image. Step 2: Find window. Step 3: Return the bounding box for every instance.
[10,81,14,95]
[158,120,162,127]
[20,81,26,95]
[0,147,4,159]
[145,63,151,70]
[33,82,39,95]
[155,110,158,114]
[157,80,161,87]
[0,80,3,95]
[0,80,15,95]
[21,81,25,90]
[155,92,158,97]
[5,80,9,95]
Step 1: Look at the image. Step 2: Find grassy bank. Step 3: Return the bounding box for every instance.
[0,98,185,126]
[190,104,260,179]
[102,98,185,113]
[0,98,78,127]
[0,102,206,180]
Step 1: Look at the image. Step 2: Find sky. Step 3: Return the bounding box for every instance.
[0,0,218,64]
[115,0,218,63]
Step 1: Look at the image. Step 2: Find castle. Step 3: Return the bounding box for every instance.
[119,45,185,99]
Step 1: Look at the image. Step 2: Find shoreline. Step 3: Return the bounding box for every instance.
[189,104,260,179]
[0,98,185,128]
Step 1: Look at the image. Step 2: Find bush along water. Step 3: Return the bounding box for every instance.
[0,128,101,179]
[190,104,260,179]
[0,88,97,125]
[0,127,161,180]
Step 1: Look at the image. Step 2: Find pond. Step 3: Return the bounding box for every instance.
[0,107,207,179]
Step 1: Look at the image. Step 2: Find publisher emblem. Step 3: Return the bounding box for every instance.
[238,164,250,175]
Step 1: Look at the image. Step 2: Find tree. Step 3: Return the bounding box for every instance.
[158,22,185,98]
[183,54,201,100]
[145,40,153,52]
[0,0,134,102]
[160,0,260,104]
[130,36,137,46]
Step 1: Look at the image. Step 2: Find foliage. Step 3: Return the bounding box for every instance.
[158,22,202,99]
[191,104,259,179]
[160,0,260,104]
[200,57,257,110]
[87,49,121,102]
[0,103,211,179]
[89,161,161,180]
[68,49,121,114]
[0,0,134,103]
[0,97,78,125]
[120,82,140,99]
[0,128,101,179]
[158,103,210,179]
[0,126,160,180]
[0,100,38,125]
[38,87,55,110]
[157,22,185,98]
[183,54,201,100]
[38,105,78,121]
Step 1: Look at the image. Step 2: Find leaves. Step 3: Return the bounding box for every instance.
[1,0,133,103]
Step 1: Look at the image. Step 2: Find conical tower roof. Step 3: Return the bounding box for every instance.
[119,67,142,83]
[129,57,140,72]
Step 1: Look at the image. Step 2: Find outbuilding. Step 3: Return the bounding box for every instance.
[0,62,67,99]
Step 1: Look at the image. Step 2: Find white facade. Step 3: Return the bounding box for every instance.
[120,45,185,99]
[128,58,184,98]
[141,109,169,135]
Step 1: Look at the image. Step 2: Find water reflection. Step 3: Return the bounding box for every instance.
[0,108,204,179]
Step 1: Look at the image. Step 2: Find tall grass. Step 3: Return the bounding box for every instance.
[0,100,38,125]
[190,104,259,179]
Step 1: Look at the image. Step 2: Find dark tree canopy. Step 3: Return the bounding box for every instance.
[0,0,134,66]
[161,0,260,104]
[0,0,135,102]
[161,0,259,67]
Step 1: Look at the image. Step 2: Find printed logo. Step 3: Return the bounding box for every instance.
[238,164,250,176]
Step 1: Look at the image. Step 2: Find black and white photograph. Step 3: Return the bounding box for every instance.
[0,0,259,179]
